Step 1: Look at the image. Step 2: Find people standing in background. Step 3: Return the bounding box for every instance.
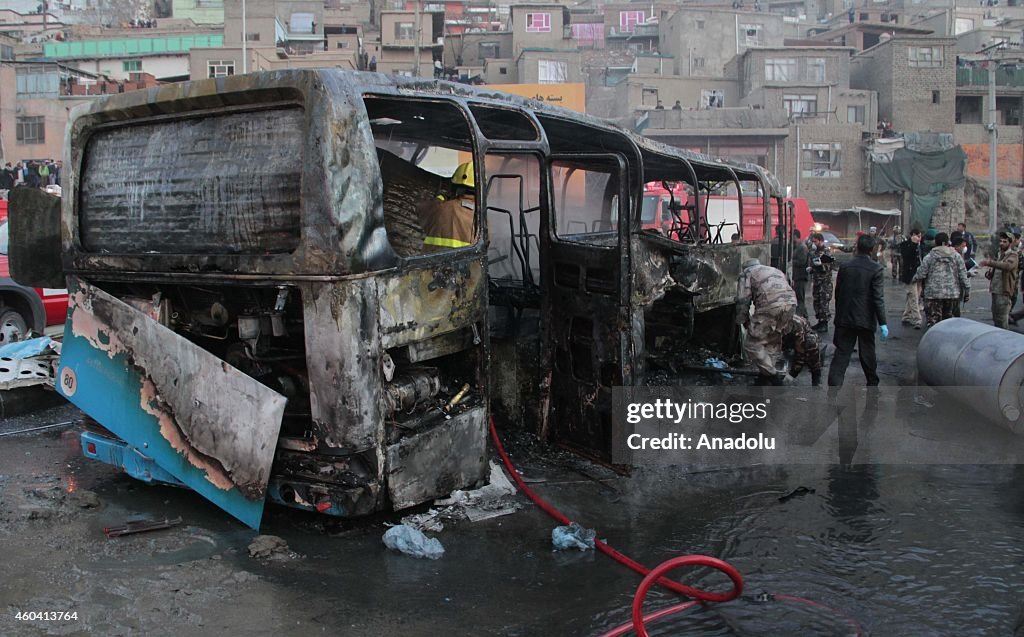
[791,229,809,319]
[899,229,925,329]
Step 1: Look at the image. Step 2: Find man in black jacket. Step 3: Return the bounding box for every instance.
[828,234,888,387]
[899,229,924,328]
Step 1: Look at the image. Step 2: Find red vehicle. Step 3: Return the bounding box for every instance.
[641,183,814,243]
[0,199,68,342]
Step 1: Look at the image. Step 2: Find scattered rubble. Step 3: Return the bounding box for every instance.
[382,524,445,560]
[247,534,295,561]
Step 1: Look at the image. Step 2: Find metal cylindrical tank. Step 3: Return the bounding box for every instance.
[917,318,1024,433]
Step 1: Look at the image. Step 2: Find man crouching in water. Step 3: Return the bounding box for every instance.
[736,258,798,385]
[784,314,823,386]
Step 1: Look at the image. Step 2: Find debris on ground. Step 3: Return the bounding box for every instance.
[105,516,182,538]
[382,524,445,560]
[704,357,734,379]
[247,534,294,560]
[398,461,522,532]
[73,488,101,508]
[552,522,596,551]
[778,486,816,503]
[0,336,61,390]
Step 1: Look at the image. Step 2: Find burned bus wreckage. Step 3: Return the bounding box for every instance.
[11,70,787,528]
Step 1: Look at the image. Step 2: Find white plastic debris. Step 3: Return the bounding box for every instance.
[382,524,445,560]
[552,522,596,551]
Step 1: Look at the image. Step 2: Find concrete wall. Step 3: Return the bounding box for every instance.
[443,32,513,67]
[517,49,582,84]
[224,0,276,47]
[740,47,852,96]
[620,75,742,112]
[172,0,224,25]
[961,138,1024,187]
[510,4,570,56]
[781,122,894,211]
[483,58,518,84]
[71,55,189,81]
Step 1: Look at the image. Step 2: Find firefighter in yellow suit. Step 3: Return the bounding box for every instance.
[417,161,476,252]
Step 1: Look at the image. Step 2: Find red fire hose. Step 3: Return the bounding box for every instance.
[489,417,864,637]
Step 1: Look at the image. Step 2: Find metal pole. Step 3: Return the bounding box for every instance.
[242,0,248,74]
[989,60,998,235]
[413,0,421,77]
[795,124,801,197]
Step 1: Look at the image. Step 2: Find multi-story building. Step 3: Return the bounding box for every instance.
[659,8,787,77]
[851,35,956,133]
[44,28,223,81]
[508,3,582,84]
[377,10,444,76]
[0,61,152,163]
[188,0,362,79]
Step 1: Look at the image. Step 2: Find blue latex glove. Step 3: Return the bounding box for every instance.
[879,324,889,341]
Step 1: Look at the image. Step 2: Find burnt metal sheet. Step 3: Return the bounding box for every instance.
[64,70,398,277]
[300,279,384,455]
[385,406,488,510]
[377,259,486,349]
[56,277,286,529]
[8,187,63,289]
[79,108,303,255]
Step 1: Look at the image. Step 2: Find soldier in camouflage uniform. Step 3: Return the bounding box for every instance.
[783,314,822,386]
[808,232,835,331]
[737,258,798,384]
[913,232,970,327]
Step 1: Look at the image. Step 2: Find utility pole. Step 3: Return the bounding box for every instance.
[242,0,248,74]
[989,59,998,235]
[413,0,421,77]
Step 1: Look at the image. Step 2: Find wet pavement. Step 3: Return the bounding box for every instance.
[2,273,1024,636]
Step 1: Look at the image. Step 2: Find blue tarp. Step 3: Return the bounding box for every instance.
[0,336,57,359]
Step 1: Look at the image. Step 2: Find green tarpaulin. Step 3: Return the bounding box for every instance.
[868,146,967,230]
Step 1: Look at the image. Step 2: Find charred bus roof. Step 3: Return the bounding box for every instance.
[64,69,778,279]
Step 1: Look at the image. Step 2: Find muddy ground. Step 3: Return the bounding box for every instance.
[0,273,1019,637]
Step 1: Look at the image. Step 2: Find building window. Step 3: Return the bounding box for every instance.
[480,41,500,59]
[692,57,706,71]
[805,57,826,82]
[337,41,348,49]
[395,21,415,41]
[1,44,15,61]
[932,90,941,104]
[526,12,551,33]
[765,58,797,81]
[538,59,567,83]
[802,143,841,178]
[16,116,45,145]
[908,46,943,68]
[499,66,507,75]
[122,59,142,72]
[619,10,646,32]
[290,12,315,34]
[696,20,705,30]
[15,67,59,98]
[701,89,724,108]
[847,105,865,124]
[784,94,817,117]
[207,60,235,78]
[245,32,260,42]
[740,24,763,47]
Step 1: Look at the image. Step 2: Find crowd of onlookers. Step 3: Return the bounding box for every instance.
[0,160,62,198]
